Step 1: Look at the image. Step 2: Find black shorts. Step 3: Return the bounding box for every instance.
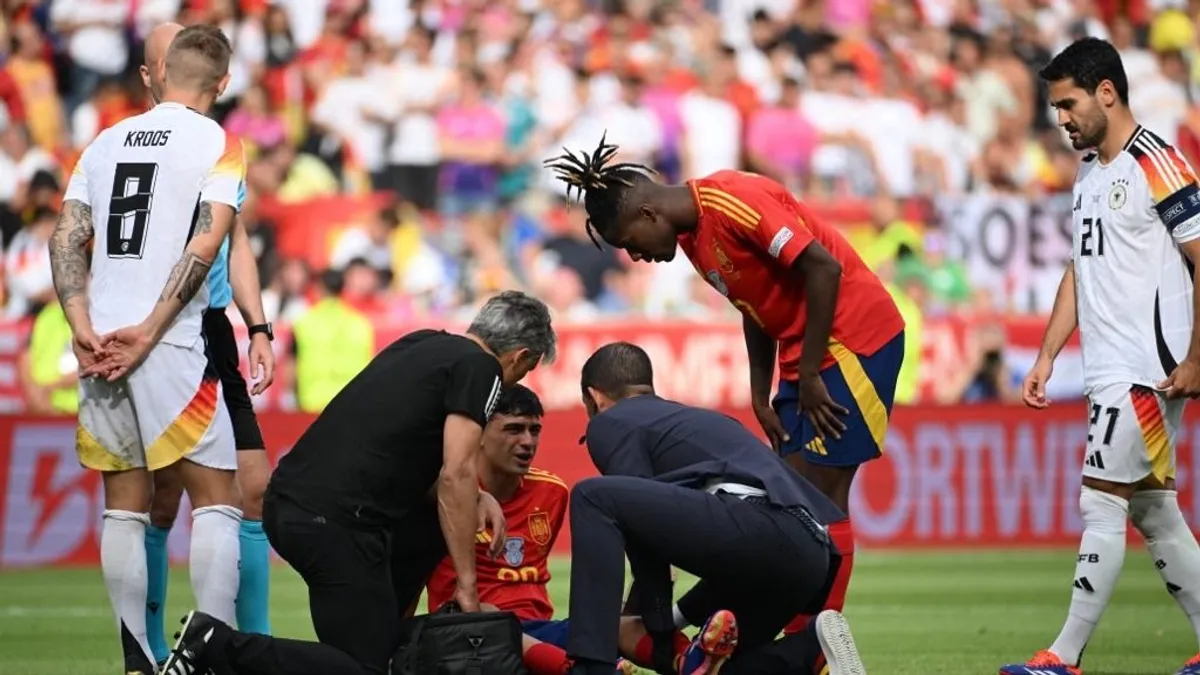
[203,309,265,451]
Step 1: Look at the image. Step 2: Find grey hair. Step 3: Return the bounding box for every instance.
[467,290,557,364]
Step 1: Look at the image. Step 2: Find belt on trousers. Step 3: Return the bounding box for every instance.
[740,495,830,547]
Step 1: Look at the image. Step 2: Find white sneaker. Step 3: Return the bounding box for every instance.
[814,610,866,675]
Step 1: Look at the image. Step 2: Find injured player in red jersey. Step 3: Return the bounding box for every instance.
[424,384,690,674]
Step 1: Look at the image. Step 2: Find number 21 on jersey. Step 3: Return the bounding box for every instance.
[1080,216,1105,257]
[107,162,160,259]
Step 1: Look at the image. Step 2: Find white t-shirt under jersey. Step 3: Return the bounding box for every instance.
[64,102,246,349]
[1073,125,1200,394]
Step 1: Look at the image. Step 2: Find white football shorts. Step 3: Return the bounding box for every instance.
[76,340,236,472]
[1082,382,1183,485]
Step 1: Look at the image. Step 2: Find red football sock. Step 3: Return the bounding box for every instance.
[632,631,692,667]
[783,518,856,635]
[524,642,573,675]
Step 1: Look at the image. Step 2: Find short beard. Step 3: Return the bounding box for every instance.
[1073,116,1108,151]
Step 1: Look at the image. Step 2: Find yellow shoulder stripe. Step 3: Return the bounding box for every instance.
[524,474,569,490]
[697,187,760,230]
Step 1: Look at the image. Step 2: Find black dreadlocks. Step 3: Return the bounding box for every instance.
[543,132,657,249]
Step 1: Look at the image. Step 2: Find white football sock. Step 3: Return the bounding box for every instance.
[101,510,155,666]
[190,505,242,626]
[1131,490,1200,647]
[1049,487,1129,666]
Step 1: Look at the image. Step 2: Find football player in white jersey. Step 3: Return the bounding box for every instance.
[48,25,244,675]
[134,23,278,667]
[1002,37,1200,675]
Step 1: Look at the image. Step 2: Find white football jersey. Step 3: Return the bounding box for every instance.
[1073,125,1200,394]
[64,102,245,348]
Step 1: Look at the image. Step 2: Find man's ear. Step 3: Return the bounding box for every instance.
[587,386,612,409]
[216,72,232,98]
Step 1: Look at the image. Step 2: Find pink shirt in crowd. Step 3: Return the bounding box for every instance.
[437,104,505,193]
[224,111,287,149]
[746,107,819,177]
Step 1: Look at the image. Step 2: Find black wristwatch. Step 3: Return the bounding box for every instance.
[249,322,274,342]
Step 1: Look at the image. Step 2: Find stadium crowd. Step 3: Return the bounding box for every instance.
[1,0,1197,411]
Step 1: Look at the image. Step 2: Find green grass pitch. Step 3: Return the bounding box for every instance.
[0,550,1193,674]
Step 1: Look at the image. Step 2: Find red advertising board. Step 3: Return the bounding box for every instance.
[1,404,1195,568]
[0,315,1080,414]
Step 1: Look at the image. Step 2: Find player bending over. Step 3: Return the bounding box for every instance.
[426,384,655,674]
[546,138,905,633]
[50,25,245,675]
[136,23,277,665]
[1001,37,1200,675]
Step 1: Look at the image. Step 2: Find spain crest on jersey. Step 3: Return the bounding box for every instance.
[528,511,552,546]
[503,536,525,567]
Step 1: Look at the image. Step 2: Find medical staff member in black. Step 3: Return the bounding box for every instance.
[566,342,868,675]
[161,291,557,675]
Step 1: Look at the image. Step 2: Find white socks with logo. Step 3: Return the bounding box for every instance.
[1049,487,1129,666]
[1131,490,1200,648]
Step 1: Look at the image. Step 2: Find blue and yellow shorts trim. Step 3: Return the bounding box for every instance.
[773,332,904,466]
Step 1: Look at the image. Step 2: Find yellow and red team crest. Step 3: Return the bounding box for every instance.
[528,511,552,546]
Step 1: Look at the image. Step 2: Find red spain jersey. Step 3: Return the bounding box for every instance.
[425,468,568,621]
[680,170,904,380]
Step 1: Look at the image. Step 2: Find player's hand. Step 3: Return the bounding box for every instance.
[477,491,507,560]
[72,330,109,378]
[752,400,790,453]
[453,581,481,612]
[798,375,848,440]
[1158,358,1200,399]
[89,323,155,382]
[248,333,276,395]
[1022,358,1053,409]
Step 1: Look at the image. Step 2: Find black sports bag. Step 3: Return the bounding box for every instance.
[392,602,530,675]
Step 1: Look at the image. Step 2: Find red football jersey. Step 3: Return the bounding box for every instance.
[425,469,568,621]
[680,170,904,380]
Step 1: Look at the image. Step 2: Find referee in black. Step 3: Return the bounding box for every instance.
[161,291,557,675]
[566,342,866,675]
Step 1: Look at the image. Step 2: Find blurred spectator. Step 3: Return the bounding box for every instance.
[7,20,60,153]
[4,205,55,319]
[535,206,622,302]
[330,207,399,273]
[954,32,1018,145]
[384,24,451,212]
[745,76,818,190]
[225,83,287,151]
[436,66,504,246]
[287,267,375,413]
[19,299,77,415]
[0,124,57,232]
[50,0,128,115]
[941,322,1021,404]
[678,61,740,179]
[262,257,312,325]
[310,38,390,189]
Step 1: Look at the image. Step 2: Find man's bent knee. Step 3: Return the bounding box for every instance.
[150,464,185,528]
[570,476,620,509]
[236,451,270,520]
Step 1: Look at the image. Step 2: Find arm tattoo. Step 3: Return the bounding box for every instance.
[49,200,94,305]
[159,252,213,304]
[194,202,214,235]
